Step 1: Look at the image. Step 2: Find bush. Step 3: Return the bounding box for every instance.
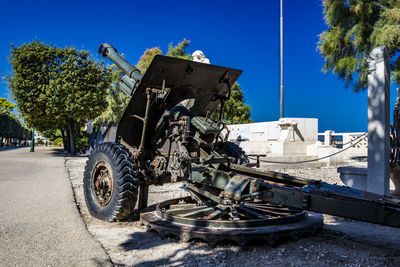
[53,137,63,147]
[75,127,89,152]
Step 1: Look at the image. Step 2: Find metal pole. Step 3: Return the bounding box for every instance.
[280,0,284,119]
[30,128,34,152]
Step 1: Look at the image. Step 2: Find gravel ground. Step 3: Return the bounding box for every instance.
[65,156,400,266]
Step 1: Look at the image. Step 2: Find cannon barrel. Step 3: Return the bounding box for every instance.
[119,80,133,96]
[121,75,135,89]
[117,75,136,96]
[99,43,143,82]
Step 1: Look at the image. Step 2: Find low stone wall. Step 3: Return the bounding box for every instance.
[228,118,318,156]
[228,119,367,167]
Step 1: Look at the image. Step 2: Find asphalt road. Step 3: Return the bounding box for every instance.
[0,146,112,266]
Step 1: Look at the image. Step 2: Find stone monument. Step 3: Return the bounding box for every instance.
[338,46,395,196]
[367,46,390,196]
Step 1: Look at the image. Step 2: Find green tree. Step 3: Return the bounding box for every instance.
[211,83,253,124]
[0,113,15,140]
[0,97,16,113]
[8,41,111,155]
[318,0,400,92]
[0,97,30,146]
[40,128,62,141]
[136,47,162,73]
[93,65,130,128]
[166,39,192,60]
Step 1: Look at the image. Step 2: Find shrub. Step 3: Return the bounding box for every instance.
[75,127,89,152]
[53,137,63,147]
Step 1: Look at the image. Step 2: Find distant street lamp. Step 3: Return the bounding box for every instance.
[30,128,34,152]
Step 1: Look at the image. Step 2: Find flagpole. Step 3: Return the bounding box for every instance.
[280,0,284,119]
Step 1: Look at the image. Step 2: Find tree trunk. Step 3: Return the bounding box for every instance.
[0,137,3,147]
[61,129,67,151]
[69,121,76,156]
[64,129,71,153]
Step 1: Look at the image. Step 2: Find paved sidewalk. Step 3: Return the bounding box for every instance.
[0,146,112,266]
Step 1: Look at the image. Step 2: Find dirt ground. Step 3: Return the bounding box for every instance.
[65,156,400,267]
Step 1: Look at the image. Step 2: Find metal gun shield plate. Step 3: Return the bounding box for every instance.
[116,55,242,148]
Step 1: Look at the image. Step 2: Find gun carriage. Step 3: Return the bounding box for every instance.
[83,43,400,246]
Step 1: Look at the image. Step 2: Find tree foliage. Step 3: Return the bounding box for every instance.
[7,41,111,154]
[0,97,16,113]
[211,83,253,124]
[318,0,400,91]
[166,39,192,60]
[137,40,191,73]
[40,128,62,141]
[0,97,31,141]
[136,47,162,73]
[0,114,31,140]
[93,65,130,127]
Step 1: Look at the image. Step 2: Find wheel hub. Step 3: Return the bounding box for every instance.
[140,196,323,246]
[91,161,114,207]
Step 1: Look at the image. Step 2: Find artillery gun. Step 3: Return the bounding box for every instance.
[83,43,400,246]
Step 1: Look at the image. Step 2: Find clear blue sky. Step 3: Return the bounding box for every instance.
[0,0,397,132]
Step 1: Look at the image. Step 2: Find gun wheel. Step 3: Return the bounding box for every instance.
[84,142,138,221]
[140,197,323,246]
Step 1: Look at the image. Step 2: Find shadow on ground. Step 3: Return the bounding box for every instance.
[91,257,114,267]
[0,145,29,152]
[119,233,237,267]
[50,148,69,157]
[349,156,367,162]
[115,213,400,266]
[120,231,171,250]
[50,148,88,158]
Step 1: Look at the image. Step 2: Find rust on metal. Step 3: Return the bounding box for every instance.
[91,161,114,207]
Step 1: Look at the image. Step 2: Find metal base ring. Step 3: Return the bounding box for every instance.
[140,197,323,246]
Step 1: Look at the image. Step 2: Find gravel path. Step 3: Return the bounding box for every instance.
[65,156,400,267]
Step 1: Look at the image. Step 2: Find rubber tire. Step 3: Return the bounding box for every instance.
[218,141,250,165]
[83,142,138,221]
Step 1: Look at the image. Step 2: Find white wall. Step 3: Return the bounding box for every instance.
[227,119,367,165]
[228,118,318,156]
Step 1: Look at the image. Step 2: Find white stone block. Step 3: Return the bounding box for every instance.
[228,118,318,156]
[338,166,367,190]
[367,46,390,196]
